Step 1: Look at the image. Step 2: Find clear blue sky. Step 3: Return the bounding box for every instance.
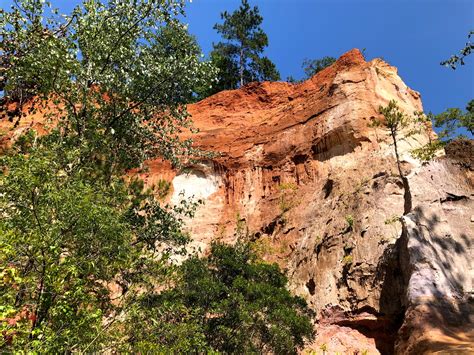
[3,0,474,117]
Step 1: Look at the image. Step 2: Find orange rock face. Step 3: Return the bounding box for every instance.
[147,49,472,354]
[165,49,424,245]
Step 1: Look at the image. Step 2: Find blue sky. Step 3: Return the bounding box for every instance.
[3,0,474,118]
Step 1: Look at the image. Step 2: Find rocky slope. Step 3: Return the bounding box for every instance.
[141,49,473,354]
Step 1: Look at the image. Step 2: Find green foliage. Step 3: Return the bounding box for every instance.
[124,242,314,353]
[279,197,295,216]
[353,176,370,194]
[409,109,444,162]
[1,0,208,351]
[409,100,473,161]
[378,100,410,133]
[345,215,354,229]
[342,255,353,265]
[201,0,280,98]
[441,30,474,69]
[251,234,292,257]
[285,56,336,83]
[279,197,294,215]
[1,143,129,350]
[155,179,172,201]
[411,140,444,161]
[302,56,336,79]
[252,55,280,82]
[286,75,298,83]
[384,215,400,225]
[196,43,239,98]
[2,0,214,168]
[377,100,413,177]
[235,212,250,240]
[430,99,474,139]
[0,132,196,351]
[278,182,298,191]
[278,182,298,216]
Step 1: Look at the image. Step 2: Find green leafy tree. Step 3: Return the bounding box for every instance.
[302,56,336,79]
[285,56,336,83]
[431,99,474,139]
[124,242,314,353]
[441,30,474,69]
[286,75,298,83]
[411,33,474,160]
[2,0,214,169]
[438,32,474,137]
[195,42,240,98]
[410,100,473,161]
[1,0,210,351]
[0,133,196,351]
[203,0,280,97]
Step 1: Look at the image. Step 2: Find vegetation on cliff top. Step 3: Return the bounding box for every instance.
[198,0,280,99]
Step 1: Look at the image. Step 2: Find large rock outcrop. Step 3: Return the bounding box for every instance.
[140,49,472,354]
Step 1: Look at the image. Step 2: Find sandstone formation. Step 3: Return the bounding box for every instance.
[1,49,472,354]
[141,49,472,354]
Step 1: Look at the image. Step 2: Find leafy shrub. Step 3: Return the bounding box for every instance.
[342,255,353,265]
[124,242,314,353]
[345,215,354,229]
[278,182,298,214]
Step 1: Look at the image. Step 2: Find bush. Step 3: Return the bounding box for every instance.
[125,242,314,353]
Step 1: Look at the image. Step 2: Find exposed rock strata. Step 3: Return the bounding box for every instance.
[158,49,472,354]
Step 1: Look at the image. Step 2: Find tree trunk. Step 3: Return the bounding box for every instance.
[391,129,412,214]
[239,47,244,87]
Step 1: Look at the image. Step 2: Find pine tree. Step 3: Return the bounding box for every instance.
[204,0,279,97]
[302,56,336,79]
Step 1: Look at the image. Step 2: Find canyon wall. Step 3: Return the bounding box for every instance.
[141,49,473,354]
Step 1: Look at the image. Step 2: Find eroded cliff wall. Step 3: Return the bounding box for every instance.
[140,49,472,354]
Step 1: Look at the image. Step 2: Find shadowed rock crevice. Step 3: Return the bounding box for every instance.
[322,178,334,199]
[306,278,316,296]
